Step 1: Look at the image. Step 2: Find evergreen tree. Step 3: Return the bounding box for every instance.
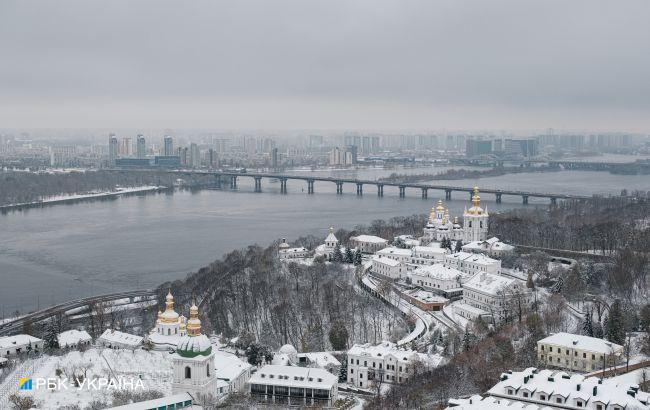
[605,300,626,345]
[329,321,349,351]
[353,250,363,266]
[332,244,343,263]
[462,330,475,352]
[640,304,650,332]
[454,240,463,253]
[344,248,354,264]
[593,320,604,339]
[582,311,594,337]
[44,319,60,349]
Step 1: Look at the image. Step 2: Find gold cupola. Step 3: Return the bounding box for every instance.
[160,289,180,324]
[186,302,202,337]
[466,187,485,215]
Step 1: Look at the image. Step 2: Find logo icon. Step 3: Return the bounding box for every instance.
[19,378,32,390]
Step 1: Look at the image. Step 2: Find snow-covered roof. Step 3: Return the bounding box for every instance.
[0,357,8,364]
[249,364,337,390]
[446,252,499,266]
[463,272,517,296]
[98,329,143,346]
[447,395,551,409]
[325,232,338,243]
[279,247,308,253]
[213,350,252,381]
[297,351,341,368]
[372,256,402,267]
[413,246,447,255]
[537,332,624,354]
[351,235,388,243]
[57,330,91,348]
[0,334,42,349]
[488,367,650,409]
[108,393,195,410]
[411,264,465,280]
[377,247,412,256]
[348,341,443,367]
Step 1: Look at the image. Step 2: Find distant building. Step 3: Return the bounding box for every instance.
[97,329,143,350]
[114,158,151,168]
[315,227,343,259]
[422,188,489,244]
[278,238,310,259]
[249,364,339,407]
[108,393,195,410]
[459,272,529,320]
[108,134,118,166]
[448,367,650,410]
[57,330,91,349]
[462,237,515,258]
[371,256,404,279]
[409,264,468,296]
[349,235,388,254]
[537,333,624,372]
[443,251,501,276]
[271,147,279,169]
[189,143,200,168]
[505,138,538,157]
[0,335,44,356]
[154,155,181,168]
[136,135,146,159]
[375,247,412,264]
[164,136,174,156]
[171,303,218,398]
[466,139,492,157]
[409,245,448,267]
[147,290,187,351]
[213,350,252,396]
[347,341,444,388]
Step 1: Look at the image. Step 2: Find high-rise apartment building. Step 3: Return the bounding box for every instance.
[164,136,174,156]
[136,135,146,159]
[108,134,118,166]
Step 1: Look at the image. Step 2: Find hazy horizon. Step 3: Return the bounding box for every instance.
[1,0,649,132]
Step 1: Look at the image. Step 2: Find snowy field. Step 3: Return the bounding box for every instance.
[7,348,173,409]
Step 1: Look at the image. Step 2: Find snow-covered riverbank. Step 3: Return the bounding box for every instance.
[0,186,166,210]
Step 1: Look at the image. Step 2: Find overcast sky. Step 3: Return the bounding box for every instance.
[1,0,649,131]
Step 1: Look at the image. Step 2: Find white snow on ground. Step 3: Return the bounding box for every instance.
[443,303,469,329]
[608,367,650,386]
[2,186,163,208]
[10,348,172,409]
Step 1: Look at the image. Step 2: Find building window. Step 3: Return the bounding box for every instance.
[207,363,210,377]
[185,366,191,379]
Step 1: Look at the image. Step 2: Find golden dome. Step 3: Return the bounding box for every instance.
[160,289,180,324]
[466,187,485,215]
[186,302,202,337]
[436,200,445,212]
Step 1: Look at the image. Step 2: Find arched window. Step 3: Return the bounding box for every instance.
[185,366,191,379]
[167,329,171,336]
[207,363,211,376]
[469,221,472,228]
[175,328,177,335]
[480,221,483,228]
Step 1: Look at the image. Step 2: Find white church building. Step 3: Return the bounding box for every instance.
[422,187,489,245]
[171,302,218,399]
[147,290,187,351]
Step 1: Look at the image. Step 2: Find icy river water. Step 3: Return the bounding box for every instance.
[0,166,648,313]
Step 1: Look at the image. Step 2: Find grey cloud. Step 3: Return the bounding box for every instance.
[0,0,648,130]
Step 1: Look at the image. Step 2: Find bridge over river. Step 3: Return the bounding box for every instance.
[0,290,156,337]
[179,170,592,205]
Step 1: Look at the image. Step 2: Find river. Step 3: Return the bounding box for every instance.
[0,166,647,314]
